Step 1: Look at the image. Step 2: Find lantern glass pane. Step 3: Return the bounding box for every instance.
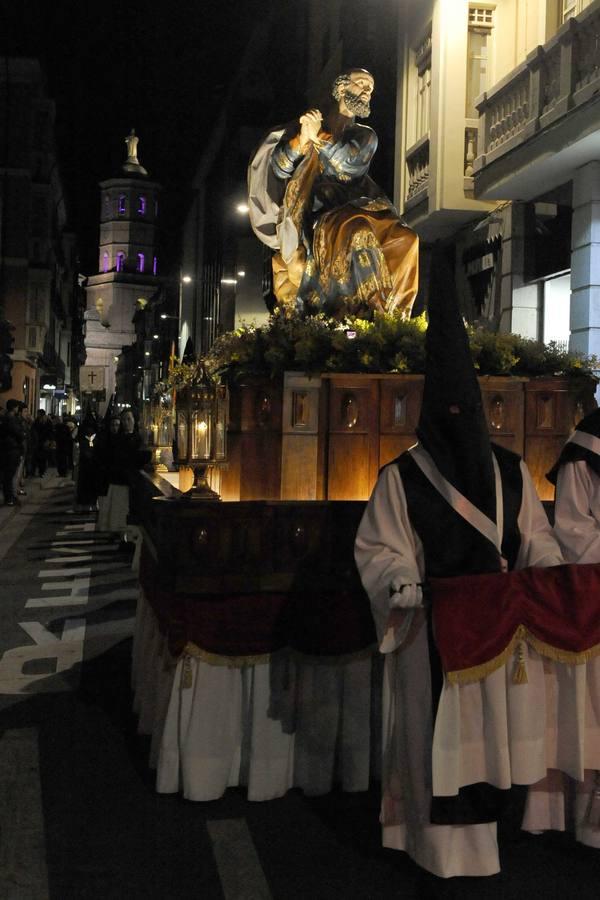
[192,410,211,459]
[177,414,188,462]
[214,385,228,460]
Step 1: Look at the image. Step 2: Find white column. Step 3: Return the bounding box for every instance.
[499,202,527,334]
[569,161,600,359]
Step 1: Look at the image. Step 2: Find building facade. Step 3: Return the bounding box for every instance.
[395,0,600,361]
[0,57,84,414]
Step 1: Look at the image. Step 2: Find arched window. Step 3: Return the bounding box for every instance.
[118,195,127,215]
[137,253,145,273]
[137,195,146,215]
[102,252,109,273]
[116,252,125,272]
[153,256,158,275]
[154,198,159,217]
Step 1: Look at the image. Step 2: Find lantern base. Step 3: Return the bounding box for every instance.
[182,463,220,501]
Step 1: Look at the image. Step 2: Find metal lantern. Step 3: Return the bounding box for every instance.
[175,364,227,499]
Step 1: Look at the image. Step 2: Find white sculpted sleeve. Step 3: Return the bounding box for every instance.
[516,460,564,569]
[553,461,600,564]
[354,464,424,653]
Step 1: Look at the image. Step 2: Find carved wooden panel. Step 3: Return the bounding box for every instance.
[236,379,283,432]
[524,377,597,501]
[328,434,373,500]
[239,432,282,500]
[327,377,378,434]
[478,376,525,456]
[379,376,423,434]
[281,435,319,500]
[326,376,379,498]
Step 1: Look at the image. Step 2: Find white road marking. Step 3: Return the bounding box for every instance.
[50,542,118,550]
[39,566,91,578]
[0,620,86,694]
[43,555,93,564]
[0,728,49,897]
[25,576,90,609]
[57,523,95,533]
[207,819,272,900]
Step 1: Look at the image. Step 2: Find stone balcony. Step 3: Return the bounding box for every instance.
[473,0,600,201]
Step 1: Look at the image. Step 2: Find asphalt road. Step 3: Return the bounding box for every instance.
[0,479,599,899]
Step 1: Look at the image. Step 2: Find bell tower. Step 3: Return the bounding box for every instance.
[84,130,162,412]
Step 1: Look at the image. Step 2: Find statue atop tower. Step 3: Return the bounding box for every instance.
[122,128,148,176]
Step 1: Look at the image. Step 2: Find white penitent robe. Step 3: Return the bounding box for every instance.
[355,459,600,878]
[554,461,600,563]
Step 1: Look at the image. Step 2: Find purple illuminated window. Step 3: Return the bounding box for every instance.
[103,252,109,273]
[153,256,158,275]
[137,195,146,215]
[137,253,145,273]
[116,252,125,272]
[118,195,126,215]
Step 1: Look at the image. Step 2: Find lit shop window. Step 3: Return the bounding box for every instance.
[137,253,145,273]
[137,195,146,215]
[116,252,125,272]
[118,195,127,215]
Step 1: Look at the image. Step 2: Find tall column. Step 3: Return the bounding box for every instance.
[499,202,528,334]
[569,162,600,360]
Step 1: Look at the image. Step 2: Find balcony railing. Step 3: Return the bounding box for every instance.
[405,134,430,205]
[474,1,600,171]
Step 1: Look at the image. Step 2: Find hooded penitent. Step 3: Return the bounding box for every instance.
[398,245,524,824]
[401,243,517,577]
[547,406,600,484]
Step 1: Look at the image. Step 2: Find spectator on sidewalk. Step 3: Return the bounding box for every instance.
[97,409,150,542]
[19,404,32,480]
[55,415,75,477]
[32,409,53,477]
[76,408,99,510]
[0,399,25,506]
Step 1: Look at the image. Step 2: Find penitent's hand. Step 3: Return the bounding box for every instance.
[299,109,323,151]
[389,583,423,609]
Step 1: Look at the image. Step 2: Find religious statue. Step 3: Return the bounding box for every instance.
[248,69,419,319]
[125,129,140,165]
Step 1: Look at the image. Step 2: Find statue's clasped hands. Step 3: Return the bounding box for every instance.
[389,582,424,609]
[299,109,323,151]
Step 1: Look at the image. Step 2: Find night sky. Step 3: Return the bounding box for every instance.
[1,0,270,273]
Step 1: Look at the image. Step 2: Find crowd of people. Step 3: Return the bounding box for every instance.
[0,401,150,543]
[0,402,74,506]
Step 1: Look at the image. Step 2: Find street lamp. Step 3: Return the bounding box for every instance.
[175,364,228,500]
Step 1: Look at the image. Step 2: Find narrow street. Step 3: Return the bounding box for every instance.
[0,482,599,899]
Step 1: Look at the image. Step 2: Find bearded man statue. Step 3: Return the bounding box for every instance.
[248,69,419,320]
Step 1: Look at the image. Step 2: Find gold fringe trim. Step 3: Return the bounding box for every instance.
[512,640,528,684]
[446,624,600,685]
[179,642,377,670]
[182,642,273,669]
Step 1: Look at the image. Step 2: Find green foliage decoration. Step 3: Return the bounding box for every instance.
[201,310,598,385]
